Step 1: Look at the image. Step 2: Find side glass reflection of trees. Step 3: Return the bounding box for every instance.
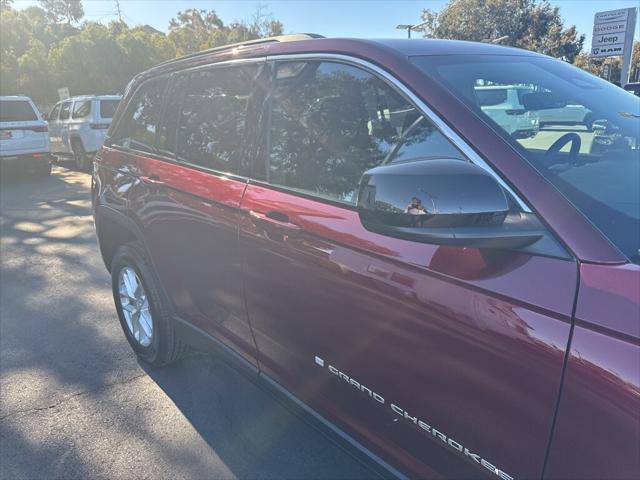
[267,61,463,204]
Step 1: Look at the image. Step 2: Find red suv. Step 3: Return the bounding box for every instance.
[93,35,640,479]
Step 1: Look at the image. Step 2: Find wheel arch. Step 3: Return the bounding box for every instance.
[69,134,83,147]
[94,205,144,272]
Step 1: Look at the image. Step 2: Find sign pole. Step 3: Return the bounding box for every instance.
[620,7,637,86]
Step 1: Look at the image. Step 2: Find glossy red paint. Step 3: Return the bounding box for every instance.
[575,263,640,338]
[239,184,576,479]
[93,37,640,480]
[545,263,640,480]
[226,38,626,264]
[121,151,257,368]
[119,38,625,263]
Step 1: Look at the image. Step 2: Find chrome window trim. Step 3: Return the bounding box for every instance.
[264,52,532,212]
[175,56,267,76]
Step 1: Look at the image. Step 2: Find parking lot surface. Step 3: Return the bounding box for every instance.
[0,166,375,479]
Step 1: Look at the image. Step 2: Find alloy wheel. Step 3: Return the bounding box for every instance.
[118,266,153,347]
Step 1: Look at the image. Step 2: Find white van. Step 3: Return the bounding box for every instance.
[0,96,52,176]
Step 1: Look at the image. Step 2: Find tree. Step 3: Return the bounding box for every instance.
[168,6,284,56]
[168,8,224,55]
[38,0,83,25]
[421,0,584,62]
[0,4,286,104]
[48,21,174,98]
[632,41,640,82]
[573,41,640,83]
[18,39,53,103]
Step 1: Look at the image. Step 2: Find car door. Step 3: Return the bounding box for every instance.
[544,263,640,480]
[239,58,577,479]
[58,100,72,154]
[47,103,61,153]
[120,63,266,367]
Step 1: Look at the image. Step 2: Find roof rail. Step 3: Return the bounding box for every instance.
[154,33,325,68]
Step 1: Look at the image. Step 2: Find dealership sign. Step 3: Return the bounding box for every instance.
[591,8,635,58]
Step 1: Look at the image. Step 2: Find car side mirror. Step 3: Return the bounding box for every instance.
[357,159,544,249]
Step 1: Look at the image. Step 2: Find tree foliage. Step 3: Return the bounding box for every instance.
[421,0,584,62]
[0,2,285,105]
[1,0,13,12]
[574,42,640,83]
[168,5,283,56]
[38,0,84,25]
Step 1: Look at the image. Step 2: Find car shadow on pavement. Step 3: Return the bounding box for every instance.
[141,354,377,479]
[0,167,375,479]
[0,168,139,478]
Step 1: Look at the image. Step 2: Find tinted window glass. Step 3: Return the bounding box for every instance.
[48,104,61,121]
[59,101,71,120]
[176,65,257,174]
[264,61,463,204]
[412,54,640,262]
[99,100,119,119]
[157,75,187,157]
[390,117,464,164]
[72,100,91,119]
[0,100,38,122]
[475,88,508,106]
[113,77,167,153]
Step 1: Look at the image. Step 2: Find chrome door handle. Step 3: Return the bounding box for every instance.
[249,210,302,235]
[140,174,165,186]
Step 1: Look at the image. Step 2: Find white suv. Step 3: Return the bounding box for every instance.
[0,96,52,176]
[48,95,121,170]
[474,85,540,139]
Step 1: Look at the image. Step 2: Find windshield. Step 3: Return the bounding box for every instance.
[0,100,38,122]
[412,54,640,263]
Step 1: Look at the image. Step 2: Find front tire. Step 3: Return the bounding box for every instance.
[111,242,187,366]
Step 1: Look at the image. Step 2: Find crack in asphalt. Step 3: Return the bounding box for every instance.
[0,372,149,422]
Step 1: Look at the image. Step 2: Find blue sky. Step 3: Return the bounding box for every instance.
[13,0,640,51]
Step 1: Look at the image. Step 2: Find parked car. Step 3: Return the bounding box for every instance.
[0,95,52,176]
[93,35,640,480]
[48,95,121,170]
[474,84,540,138]
[537,104,595,130]
[624,82,640,97]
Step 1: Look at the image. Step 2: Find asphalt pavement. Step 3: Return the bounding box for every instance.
[0,164,375,479]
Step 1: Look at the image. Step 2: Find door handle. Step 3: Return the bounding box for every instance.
[140,174,165,186]
[249,210,302,235]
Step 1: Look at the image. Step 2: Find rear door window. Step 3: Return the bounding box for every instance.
[72,100,92,119]
[176,64,258,174]
[111,77,168,153]
[0,100,38,122]
[59,101,72,121]
[99,100,119,119]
